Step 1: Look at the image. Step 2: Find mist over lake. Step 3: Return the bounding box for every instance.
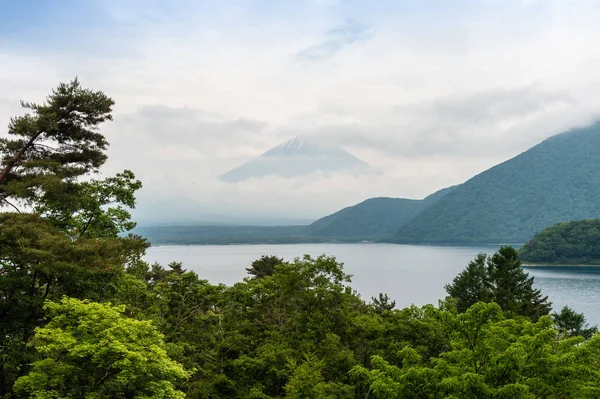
[145,243,600,327]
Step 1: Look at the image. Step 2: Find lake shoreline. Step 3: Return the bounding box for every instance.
[522,263,600,267]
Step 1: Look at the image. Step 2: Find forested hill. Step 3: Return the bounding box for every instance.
[391,122,600,244]
[519,220,600,265]
[307,186,456,240]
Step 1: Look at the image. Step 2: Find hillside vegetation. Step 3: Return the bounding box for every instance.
[392,122,600,244]
[519,219,600,264]
[307,186,456,240]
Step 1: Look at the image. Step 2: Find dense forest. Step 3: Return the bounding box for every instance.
[392,122,600,244]
[2,80,600,398]
[519,219,600,264]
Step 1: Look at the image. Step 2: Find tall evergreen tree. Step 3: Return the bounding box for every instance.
[446,246,551,320]
[487,246,550,320]
[0,78,113,212]
[444,253,491,312]
[246,255,284,278]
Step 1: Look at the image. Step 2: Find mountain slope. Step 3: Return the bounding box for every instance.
[219,136,371,182]
[392,122,600,244]
[308,186,456,239]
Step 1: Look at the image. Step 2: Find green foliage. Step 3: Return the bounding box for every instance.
[445,253,491,313]
[446,247,550,320]
[39,169,142,239]
[14,297,189,399]
[4,78,600,398]
[394,122,600,244]
[519,219,600,264]
[285,353,353,399]
[0,212,148,394]
[0,78,112,210]
[351,302,600,399]
[552,306,598,339]
[247,255,284,278]
[0,79,146,396]
[372,293,396,313]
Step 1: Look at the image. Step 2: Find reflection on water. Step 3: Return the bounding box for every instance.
[525,266,600,326]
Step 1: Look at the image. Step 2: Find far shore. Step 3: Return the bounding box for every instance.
[522,263,600,267]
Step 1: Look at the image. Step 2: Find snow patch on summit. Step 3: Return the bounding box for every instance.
[219,136,371,183]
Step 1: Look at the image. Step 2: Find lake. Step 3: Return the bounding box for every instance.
[145,243,600,327]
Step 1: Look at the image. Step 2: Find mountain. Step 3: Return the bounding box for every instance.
[219,136,371,182]
[392,122,600,244]
[134,225,312,245]
[306,186,457,239]
[519,220,600,265]
[136,186,457,245]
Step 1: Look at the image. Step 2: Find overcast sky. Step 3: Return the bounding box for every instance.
[2,0,600,224]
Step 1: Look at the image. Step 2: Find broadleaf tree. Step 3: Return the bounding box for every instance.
[13,297,189,399]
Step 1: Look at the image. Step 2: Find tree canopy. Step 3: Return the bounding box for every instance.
[445,246,550,320]
[0,79,148,396]
[14,297,189,399]
[519,219,600,264]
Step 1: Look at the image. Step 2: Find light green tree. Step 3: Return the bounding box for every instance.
[350,302,600,398]
[14,297,189,399]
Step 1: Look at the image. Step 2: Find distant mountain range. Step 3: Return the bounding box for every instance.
[219,136,371,182]
[139,121,600,245]
[135,186,456,244]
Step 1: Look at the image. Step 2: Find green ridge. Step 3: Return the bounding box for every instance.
[392,122,600,244]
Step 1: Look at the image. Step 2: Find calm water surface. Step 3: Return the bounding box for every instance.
[145,243,600,326]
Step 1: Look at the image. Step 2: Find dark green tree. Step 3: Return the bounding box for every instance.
[246,255,284,278]
[0,79,146,396]
[372,293,396,313]
[445,253,491,313]
[0,78,112,212]
[552,305,598,339]
[488,246,550,320]
[446,247,550,320]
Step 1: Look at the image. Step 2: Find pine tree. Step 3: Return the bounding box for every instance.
[0,78,113,214]
[487,246,550,320]
[446,246,551,320]
[445,253,491,312]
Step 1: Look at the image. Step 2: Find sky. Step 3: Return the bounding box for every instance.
[1,0,600,224]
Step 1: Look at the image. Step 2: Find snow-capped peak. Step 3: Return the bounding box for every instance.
[218,136,371,183]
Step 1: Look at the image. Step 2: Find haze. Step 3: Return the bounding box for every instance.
[1,0,600,224]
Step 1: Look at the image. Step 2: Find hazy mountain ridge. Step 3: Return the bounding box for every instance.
[137,186,456,244]
[391,122,600,244]
[218,136,371,183]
